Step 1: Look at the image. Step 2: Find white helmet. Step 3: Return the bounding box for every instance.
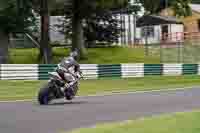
[69,50,78,59]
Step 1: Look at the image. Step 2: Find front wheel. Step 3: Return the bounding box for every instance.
[65,83,79,100]
[38,83,53,105]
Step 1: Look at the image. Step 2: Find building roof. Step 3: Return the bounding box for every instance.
[190,4,200,13]
[136,15,182,27]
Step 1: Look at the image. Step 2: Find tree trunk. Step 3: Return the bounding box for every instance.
[133,14,136,44]
[122,10,126,45]
[0,30,9,64]
[120,11,123,44]
[128,14,132,45]
[40,0,52,64]
[72,0,87,60]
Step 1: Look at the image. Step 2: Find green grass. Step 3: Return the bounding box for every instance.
[1,75,200,101]
[9,44,200,64]
[9,47,161,64]
[65,111,200,133]
[9,47,70,64]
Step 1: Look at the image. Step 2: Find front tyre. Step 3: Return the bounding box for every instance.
[65,83,78,100]
[38,84,52,105]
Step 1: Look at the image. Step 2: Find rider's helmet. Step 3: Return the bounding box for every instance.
[69,49,78,60]
[57,49,79,71]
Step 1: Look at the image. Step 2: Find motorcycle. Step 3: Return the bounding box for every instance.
[38,66,83,105]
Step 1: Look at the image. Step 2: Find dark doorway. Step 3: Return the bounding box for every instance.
[162,25,168,40]
[198,19,200,32]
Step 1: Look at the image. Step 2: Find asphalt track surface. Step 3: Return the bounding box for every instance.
[1,88,200,133]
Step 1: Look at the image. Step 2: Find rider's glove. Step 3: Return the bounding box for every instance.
[76,73,81,79]
[74,71,81,78]
[64,83,70,89]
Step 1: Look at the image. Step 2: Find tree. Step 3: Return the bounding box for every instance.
[0,0,36,63]
[84,11,121,46]
[39,0,52,64]
[192,0,200,4]
[30,0,53,63]
[139,0,192,17]
[56,9,122,47]
[171,0,192,17]
[32,0,130,60]
[63,0,129,59]
[31,0,130,60]
[139,0,164,14]
[28,0,66,64]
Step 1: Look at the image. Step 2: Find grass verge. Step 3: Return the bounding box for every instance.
[0,75,200,101]
[9,47,160,64]
[65,110,200,133]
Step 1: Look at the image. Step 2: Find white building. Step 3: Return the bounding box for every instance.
[116,1,145,46]
[136,15,184,44]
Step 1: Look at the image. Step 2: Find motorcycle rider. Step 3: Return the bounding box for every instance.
[56,49,82,96]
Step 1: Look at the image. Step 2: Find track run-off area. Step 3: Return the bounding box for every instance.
[0,88,200,133]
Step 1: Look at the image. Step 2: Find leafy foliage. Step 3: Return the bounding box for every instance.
[0,0,37,33]
[171,0,192,17]
[139,0,192,17]
[84,11,121,44]
[139,0,165,14]
[56,10,122,45]
[54,0,137,46]
[192,0,200,4]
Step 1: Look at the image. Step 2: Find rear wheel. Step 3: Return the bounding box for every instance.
[38,83,54,105]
